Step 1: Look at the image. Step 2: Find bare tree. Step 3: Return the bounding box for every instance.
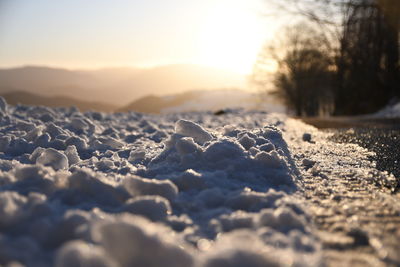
[254,23,334,116]
[260,0,400,115]
[334,0,400,114]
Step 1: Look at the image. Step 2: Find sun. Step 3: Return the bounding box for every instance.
[195,0,266,75]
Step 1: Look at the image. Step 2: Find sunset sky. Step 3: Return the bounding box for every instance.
[0,0,281,75]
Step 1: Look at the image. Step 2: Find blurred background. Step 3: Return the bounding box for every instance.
[0,0,399,116]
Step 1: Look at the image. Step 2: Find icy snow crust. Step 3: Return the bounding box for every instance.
[0,98,322,267]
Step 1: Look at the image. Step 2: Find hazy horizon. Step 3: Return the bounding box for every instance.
[0,63,259,105]
[0,0,282,75]
[0,62,250,76]
[0,0,282,112]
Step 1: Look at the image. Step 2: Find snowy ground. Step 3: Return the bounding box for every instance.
[372,101,400,118]
[0,97,399,267]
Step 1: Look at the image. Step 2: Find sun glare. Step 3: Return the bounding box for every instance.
[0,0,274,76]
[195,1,266,75]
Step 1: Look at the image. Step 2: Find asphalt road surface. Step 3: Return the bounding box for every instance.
[298,117,400,266]
[302,117,400,192]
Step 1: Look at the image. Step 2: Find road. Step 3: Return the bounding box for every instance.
[295,117,400,266]
[302,117,400,191]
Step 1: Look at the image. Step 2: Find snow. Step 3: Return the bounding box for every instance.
[122,195,172,221]
[372,100,400,118]
[36,148,69,170]
[175,119,213,145]
[0,96,387,266]
[123,176,178,202]
[55,240,117,267]
[0,97,7,114]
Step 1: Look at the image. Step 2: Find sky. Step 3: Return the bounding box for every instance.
[0,0,280,75]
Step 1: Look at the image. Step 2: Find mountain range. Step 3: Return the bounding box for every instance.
[0,64,245,105]
[1,91,117,112]
[0,65,283,113]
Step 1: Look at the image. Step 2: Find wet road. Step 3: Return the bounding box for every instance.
[301,117,400,191]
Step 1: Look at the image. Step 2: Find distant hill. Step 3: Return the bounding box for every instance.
[118,91,201,113]
[118,89,284,114]
[0,66,95,98]
[0,90,117,112]
[0,65,245,105]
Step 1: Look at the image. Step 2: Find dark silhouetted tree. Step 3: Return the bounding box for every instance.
[253,24,334,116]
[262,0,400,115]
[334,0,400,114]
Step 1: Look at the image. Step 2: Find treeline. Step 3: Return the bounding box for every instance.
[255,0,400,116]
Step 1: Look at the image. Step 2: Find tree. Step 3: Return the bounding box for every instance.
[253,23,334,116]
[261,0,400,115]
[335,0,400,114]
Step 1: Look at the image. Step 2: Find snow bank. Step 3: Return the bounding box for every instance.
[372,100,400,118]
[0,97,322,266]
